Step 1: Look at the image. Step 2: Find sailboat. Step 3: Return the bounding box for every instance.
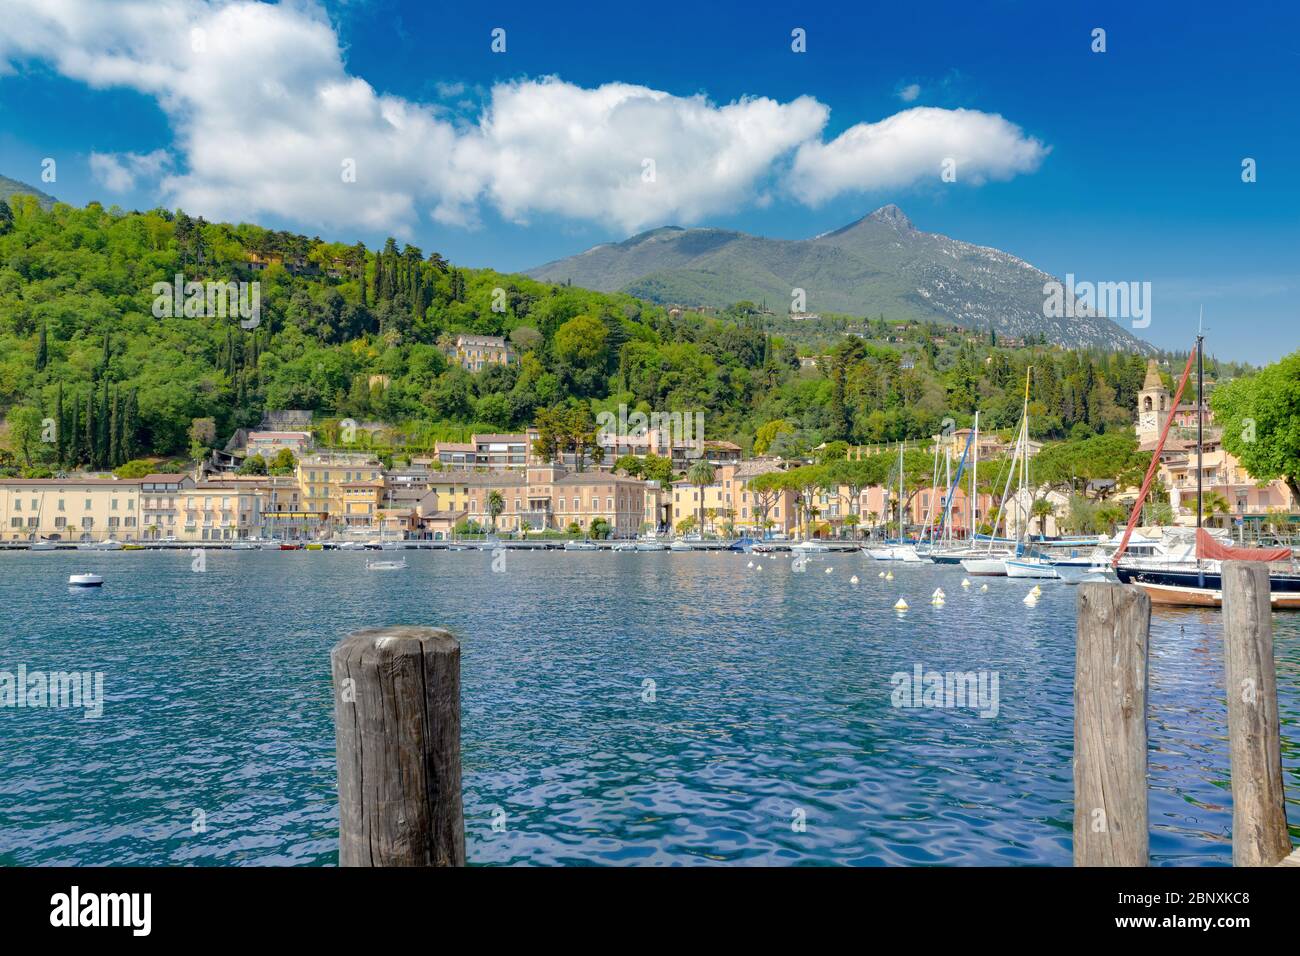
[962,372,1033,576]
[865,442,929,561]
[929,413,984,564]
[1113,328,1300,606]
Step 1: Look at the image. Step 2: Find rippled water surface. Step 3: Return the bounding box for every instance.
[1,549,1297,866]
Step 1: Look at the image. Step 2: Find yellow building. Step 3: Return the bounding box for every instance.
[297,453,384,531]
[670,461,796,536]
[443,334,516,372]
[1,477,144,543]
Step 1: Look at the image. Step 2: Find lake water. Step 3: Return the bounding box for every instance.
[1,549,1297,866]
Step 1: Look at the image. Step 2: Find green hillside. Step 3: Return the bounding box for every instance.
[0,190,1231,478]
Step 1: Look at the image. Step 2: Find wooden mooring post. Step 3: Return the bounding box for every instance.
[1073,570,1296,866]
[1073,582,1151,866]
[331,626,465,866]
[1220,561,1291,867]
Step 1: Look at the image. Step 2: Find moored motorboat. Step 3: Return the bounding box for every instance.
[29,539,59,551]
[68,572,103,588]
[865,544,928,562]
[564,539,599,551]
[1004,556,1060,579]
[634,539,667,551]
[960,555,1009,575]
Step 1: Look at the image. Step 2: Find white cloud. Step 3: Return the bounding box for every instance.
[441,79,827,230]
[897,83,921,102]
[789,107,1050,206]
[89,149,170,192]
[0,1,1048,234]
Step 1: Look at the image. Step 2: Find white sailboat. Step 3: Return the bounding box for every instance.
[866,442,929,562]
[962,371,1033,576]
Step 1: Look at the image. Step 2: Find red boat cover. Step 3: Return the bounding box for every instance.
[1196,528,1292,563]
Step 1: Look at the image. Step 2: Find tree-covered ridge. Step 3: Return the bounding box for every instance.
[0,192,1241,476]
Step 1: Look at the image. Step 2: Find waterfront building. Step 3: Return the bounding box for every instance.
[296,452,385,532]
[412,463,647,537]
[1136,358,1295,523]
[0,477,144,543]
[670,460,798,537]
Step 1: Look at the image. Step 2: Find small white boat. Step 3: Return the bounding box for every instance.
[1004,557,1060,579]
[230,541,258,551]
[960,555,1009,576]
[337,541,367,551]
[259,539,283,551]
[669,540,695,552]
[564,540,599,551]
[1055,564,1117,585]
[635,540,668,551]
[78,539,123,552]
[365,558,407,571]
[68,573,103,588]
[865,544,928,562]
[611,541,637,552]
[792,540,831,554]
[29,540,58,551]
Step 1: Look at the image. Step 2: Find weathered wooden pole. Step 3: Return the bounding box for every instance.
[1074,582,1151,866]
[1220,561,1290,867]
[331,626,465,866]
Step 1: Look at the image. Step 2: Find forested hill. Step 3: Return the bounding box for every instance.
[0,192,1246,476]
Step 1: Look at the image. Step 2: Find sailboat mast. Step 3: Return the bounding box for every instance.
[971,411,979,542]
[1196,334,1204,534]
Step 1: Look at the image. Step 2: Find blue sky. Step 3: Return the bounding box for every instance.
[0,0,1296,362]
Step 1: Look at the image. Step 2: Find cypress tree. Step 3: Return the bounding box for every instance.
[35,323,48,371]
[109,390,122,467]
[69,397,81,469]
[97,378,110,469]
[54,382,65,466]
[83,389,96,467]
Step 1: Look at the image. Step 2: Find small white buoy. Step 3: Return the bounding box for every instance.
[878,570,886,578]
[850,575,860,585]
[931,595,945,607]
[825,566,833,574]
[894,598,909,611]
[755,564,762,571]
[931,587,945,598]
[747,561,754,568]
[979,583,988,592]
[885,570,894,581]
[961,578,971,588]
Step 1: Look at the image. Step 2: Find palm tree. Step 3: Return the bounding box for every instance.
[1031,498,1055,538]
[1202,491,1231,527]
[487,490,504,532]
[687,459,715,535]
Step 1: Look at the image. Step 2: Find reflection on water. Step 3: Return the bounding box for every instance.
[0,550,1296,865]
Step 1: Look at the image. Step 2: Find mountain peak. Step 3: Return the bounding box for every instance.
[866,204,913,229]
